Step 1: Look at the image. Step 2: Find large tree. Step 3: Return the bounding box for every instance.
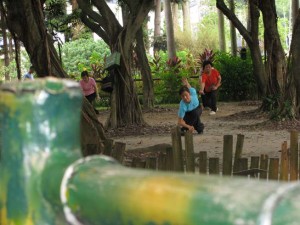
[76,0,153,128]
[229,0,237,56]
[217,0,300,118]
[285,9,300,118]
[1,0,67,78]
[0,9,9,80]
[218,9,226,51]
[164,0,176,59]
[182,0,191,34]
[217,0,267,96]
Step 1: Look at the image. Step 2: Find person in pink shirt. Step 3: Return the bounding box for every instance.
[79,71,100,113]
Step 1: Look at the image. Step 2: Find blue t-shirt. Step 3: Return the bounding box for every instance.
[178,87,199,118]
[23,73,34,80]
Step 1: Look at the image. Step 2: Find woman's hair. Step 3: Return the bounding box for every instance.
[202,60,213,70]
[179,85,190,95]
[81,71,89,78]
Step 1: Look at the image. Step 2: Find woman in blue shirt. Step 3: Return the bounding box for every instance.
[177,78,204,134]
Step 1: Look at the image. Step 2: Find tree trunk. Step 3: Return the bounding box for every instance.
[164,0,176,59]
[3,0,67,77]
[248,1,268,96]
[246,0,251,31]
[135,28,154,109]
[182,0,191,34]
[218,9,226,51]
[229,0,237,56]
[285,9,300,118]
[153,0,161,55]
[77,0,153,128]
[0,9,9,81]
[291,0,299,26]
[258,1,287,96]
[171,2,179,33]
[216,0,268,96]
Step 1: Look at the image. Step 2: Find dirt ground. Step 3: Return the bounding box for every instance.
[97,101,300,159]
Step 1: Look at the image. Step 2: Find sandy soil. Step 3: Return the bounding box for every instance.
[97,101,300,159]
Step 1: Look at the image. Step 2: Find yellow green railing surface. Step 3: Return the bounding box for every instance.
[1,78,300,225]
[0,78,82,225]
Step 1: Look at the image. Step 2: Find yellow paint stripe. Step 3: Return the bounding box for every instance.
[124,176,194,224]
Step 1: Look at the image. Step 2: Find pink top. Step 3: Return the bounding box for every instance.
[79,77,96,96]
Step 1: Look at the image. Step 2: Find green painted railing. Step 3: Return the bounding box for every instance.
[0,78,82,225]
[1,78,300,225]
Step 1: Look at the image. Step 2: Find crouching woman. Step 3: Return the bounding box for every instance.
[177,78,204,135]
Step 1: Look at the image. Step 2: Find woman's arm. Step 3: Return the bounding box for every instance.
[212,72,222,91]
[92,78,100,99]
[182,77,191,88]
[177,117,195,131]
[199,81,205,94]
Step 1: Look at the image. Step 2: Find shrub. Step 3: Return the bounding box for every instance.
[213,51,258,101]
[61,38,110,79]
[149,50,200,104]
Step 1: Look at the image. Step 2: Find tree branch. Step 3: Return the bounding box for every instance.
[216,0,252,44]
[80,14,110,44]
[91,0,122,35]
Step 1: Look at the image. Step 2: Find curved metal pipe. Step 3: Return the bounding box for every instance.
[61,155,300,225]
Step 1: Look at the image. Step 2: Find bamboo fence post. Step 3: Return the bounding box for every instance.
[185,132,195,173]
[290,130,299,181]
[199,151,207,174]
[223,135,233,176]
[103,139,114,156]
[157,153,167,171]
[209,158,219,175]
[145,157,157,170]
[171,126,184,172]
[131,157,146,168]
[165,147,173,171]
[249,156,260,178]
[250,156,260,169]
[259,154,268,180]
[268,158,279,181]
[280,141,289,181]
[233,134,245,172]
[237,158,248,173]
[111,142,126,163]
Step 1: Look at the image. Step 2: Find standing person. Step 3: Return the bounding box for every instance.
[23,66,35,80]
[178,78,204,135]
[79,71,100,114]
[199,60,221,115]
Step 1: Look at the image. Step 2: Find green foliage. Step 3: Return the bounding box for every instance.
[0,50,31,81]
[175,11,223,56]
[213,51,257,101]
[149,50,199,104]
[61,38,110,79]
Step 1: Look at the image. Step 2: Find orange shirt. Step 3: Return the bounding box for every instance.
[201,68,220,93]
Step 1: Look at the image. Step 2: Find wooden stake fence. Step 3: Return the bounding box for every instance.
[103,128,299,182]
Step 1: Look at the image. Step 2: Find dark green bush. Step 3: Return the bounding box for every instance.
[214,51,258,101]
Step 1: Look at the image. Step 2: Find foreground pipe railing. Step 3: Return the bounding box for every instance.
[1,78,300,225]
[0,78,82,225]
[61,156,300,225]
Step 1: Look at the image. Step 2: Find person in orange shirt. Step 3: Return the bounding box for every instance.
[199,60,221,115]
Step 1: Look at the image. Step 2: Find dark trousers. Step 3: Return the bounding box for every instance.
[85,92,99,114]
[201,90,217,112]
[85,92,96,103]
[182,106,204,133]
